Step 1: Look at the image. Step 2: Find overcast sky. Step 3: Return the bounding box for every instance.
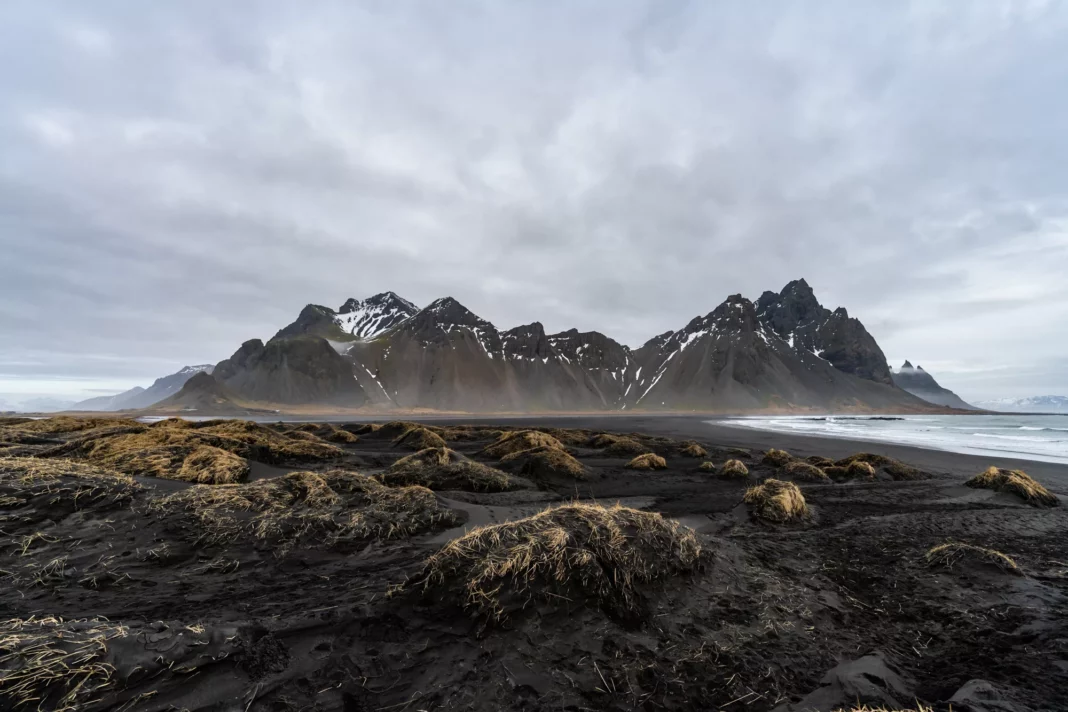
[2,1,1067,407]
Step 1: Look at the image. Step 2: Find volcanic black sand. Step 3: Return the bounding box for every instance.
[1,415,1066,711]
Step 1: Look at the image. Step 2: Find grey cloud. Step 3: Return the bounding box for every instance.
[2,0,1068,404]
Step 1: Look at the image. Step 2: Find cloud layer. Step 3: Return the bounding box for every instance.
[3,1,1067,404]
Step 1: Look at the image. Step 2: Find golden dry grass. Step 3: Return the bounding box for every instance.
[0,457,141,512]
[480,430,564,458]
[392,427,448,451]
[625,453,667,470]
[0,416,139,435]
[698,461,716,472]
[762,448,793,467]
[499,445,587,480]
[150,469,459,551]
[589,433,650,457]
[835,453,924,480]
[288,423,359,444]
[176,446,249,484]
[782,460,830,483]
[743,479,808,523]
[407,502,701,622]
[681,442,708,458]
[375,421,424,439]
[40,420,343,482]
[834,706,934,712]
[380,447,527,492]
[433,425,504,442]
[965,466,1058,507]
[352,423,383,435]
[0,616,129,711]
[824,460,877,481]
[924,541,1019,573]
[806,455,836,468]
[533,427,593,447]
[718,459,750,478]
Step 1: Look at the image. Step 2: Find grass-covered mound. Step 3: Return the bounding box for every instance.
[743,479,809,523]
[681,442,708,458]
[288,422,359,444]
[480,430,564,459]
[499,445,587,480]
[835,453,925,480]
[625,453,667,470]
[391,426,447,451]
[407,502,702,622]
[150,470,459,551]
[782,460,830,482]
[762,448,793,467]
[806,455,836,468]
[924,541,1019,573]
[380,447,529,492]
[532,427,593,447]
[0,457,142,517]
[0,416,140,435]
[374,421,425,439]
[718,459,750,478]
[965,467,1059,507]
[589,433,650,457]
[825,461,877,481]
[33,422,347,484]
[433,425,504,442]
[698,461,716,472]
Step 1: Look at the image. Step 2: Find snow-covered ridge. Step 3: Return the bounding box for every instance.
[333,292,419,339]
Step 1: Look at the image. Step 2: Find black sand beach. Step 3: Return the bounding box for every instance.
[2,414,1066,711]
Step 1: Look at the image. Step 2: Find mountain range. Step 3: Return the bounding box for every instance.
[890,361,977,410]
[973,395,1068,413]
[71,365,215,411]
[146,278,955,414]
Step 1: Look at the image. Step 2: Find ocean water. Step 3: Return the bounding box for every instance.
[713,414,1068,465]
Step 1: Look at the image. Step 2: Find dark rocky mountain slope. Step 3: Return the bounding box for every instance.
[214,337,369,406]
[892,361,977,410]
[756,279,894,384]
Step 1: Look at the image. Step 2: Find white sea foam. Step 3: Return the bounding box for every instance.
[710,414,1068,464]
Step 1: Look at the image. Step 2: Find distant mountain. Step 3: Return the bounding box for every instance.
[206,280,945,413]
[71,365,215,411]
[214,337,369,406]
[974,395,1068,413]
[891,361,977,410]
[16,397,77,413]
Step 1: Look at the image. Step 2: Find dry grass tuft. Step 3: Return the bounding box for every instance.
[806,455,836,468]
[352,423,383,435]
[681,442,708,458]
[407,502,701,622]
[835,452,925,480]
[0,616,128,711]
[825,460,877,481]
[0,457,141,513]
[381,447,528,492]
[176,446,249,484]
[743,479,809,523]
[834,706,934,712]
[589,433,651,457]
[718,459,750,479]
[150,469,459,551]
[625,453,667,470]
[287,423,359,444]
[433,425,504,442]
[965,466,1059,507]
[40,420,343,482]
[499,446,587,480]
[782,460,830,482]
[924,541,1019,573]
[762,448,794,467]
[375,421,424,439]
[533,427,592,447]
[1,416,139,435]
[480,430,564,458]
[392,427,448,451]
[698,461,716,472]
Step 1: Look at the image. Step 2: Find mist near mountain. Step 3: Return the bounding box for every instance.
[891,361,977,411]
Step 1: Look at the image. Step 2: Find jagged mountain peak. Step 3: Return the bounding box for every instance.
[502,322,555,360]
[901,360,914,369]
[415,297,491,328]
